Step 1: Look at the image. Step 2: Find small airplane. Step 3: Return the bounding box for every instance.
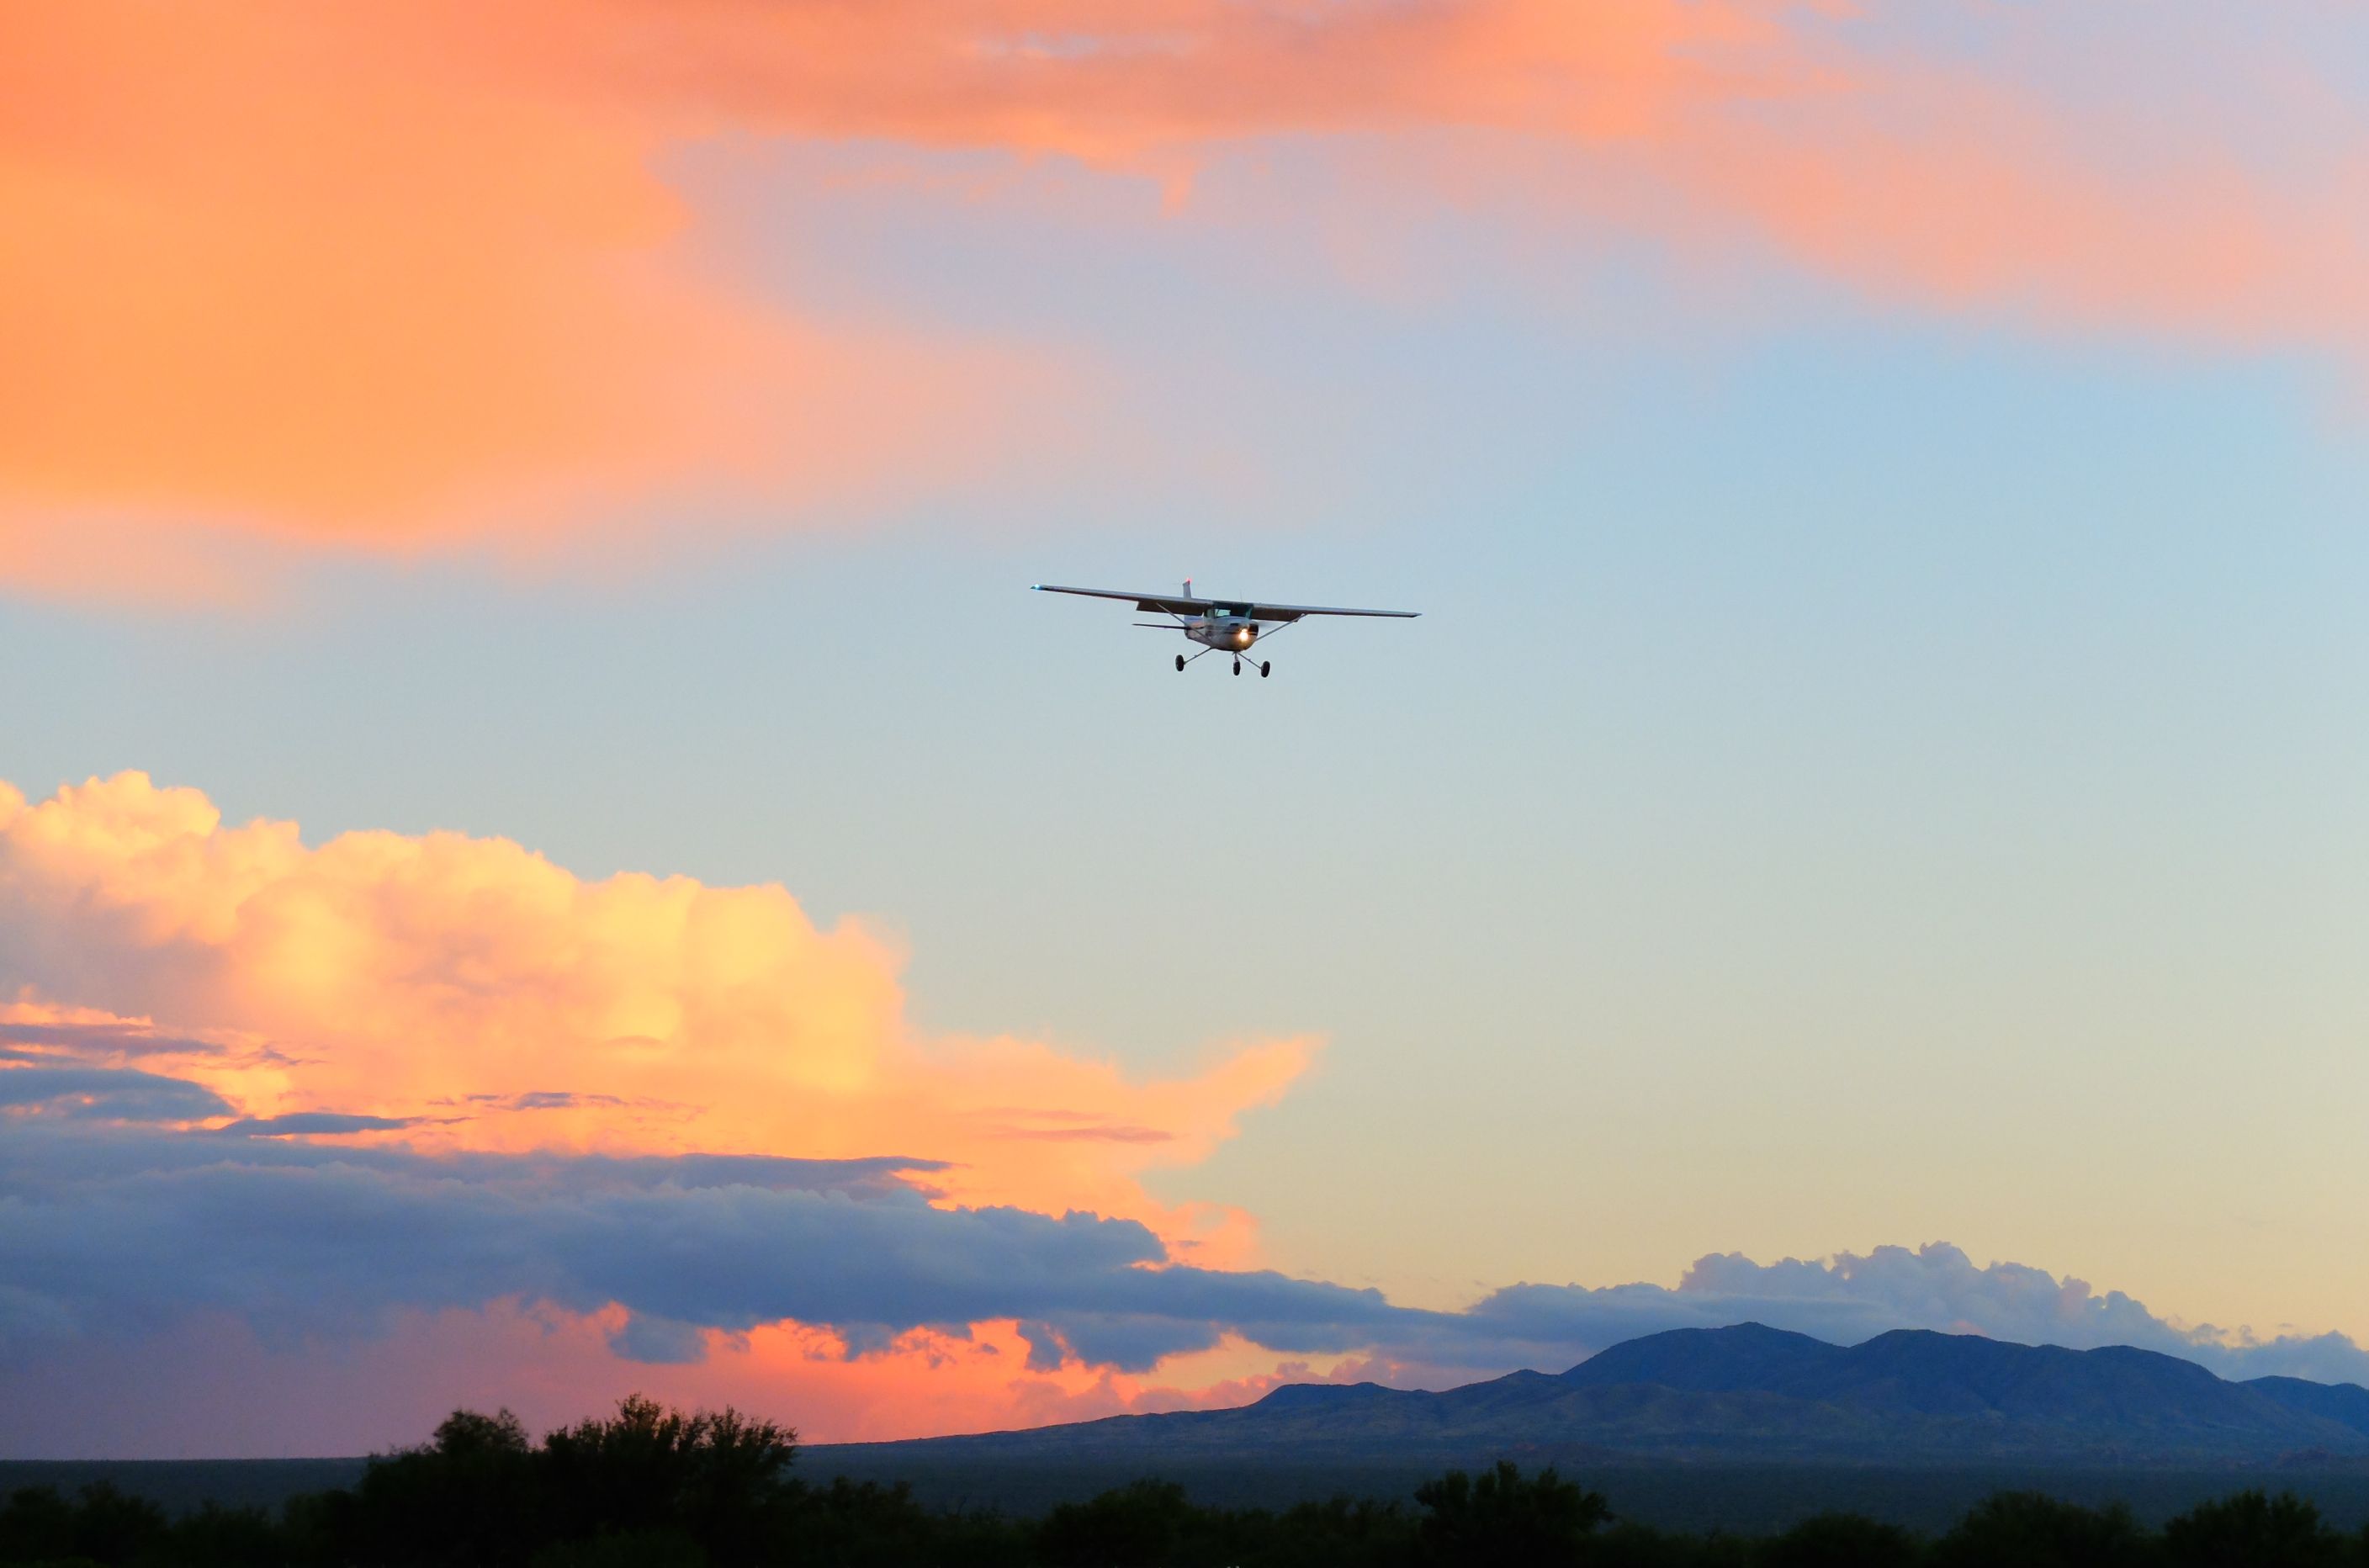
[1032,580,1419,676]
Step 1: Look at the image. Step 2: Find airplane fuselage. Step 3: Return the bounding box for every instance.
[1185,613,1263,651]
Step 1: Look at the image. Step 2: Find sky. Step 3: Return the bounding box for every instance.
[3,0,2368,1458]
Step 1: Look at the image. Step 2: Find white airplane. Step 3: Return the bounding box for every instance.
[1033,580,1419,677]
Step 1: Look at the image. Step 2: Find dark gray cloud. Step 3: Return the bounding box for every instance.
[0,1022,228,1059]
[2,1124,2362,1391]
[607,1311,716,1365]
[0,1125,1431,1372]
[0,1066,232,1122]
[441,1091,633,1112]
[1015,1320,1068,1372]
[219,1112,433,1136]
[0,1131,937,1200]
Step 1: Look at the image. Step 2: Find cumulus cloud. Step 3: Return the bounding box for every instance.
[0,766,1362,1429]
[0,773,1316,1261]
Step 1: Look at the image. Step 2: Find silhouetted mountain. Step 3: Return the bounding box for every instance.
[820,1325,2369,1469]
[1561,1325,2329,1438]
[2247,1375,2369,1438]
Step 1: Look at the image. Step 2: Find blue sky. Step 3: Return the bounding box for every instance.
[17,307,2366,1325]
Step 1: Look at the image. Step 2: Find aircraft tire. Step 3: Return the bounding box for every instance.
[1232,660,1241,675]
[1260,661,1271,678]
[1175,654,1185,672]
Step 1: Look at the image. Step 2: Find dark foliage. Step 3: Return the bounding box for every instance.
[1756,1512,1919,1568]
[8,1401,2369,1567]
[1412,1461,1610,1566]
[0,1481,168,1566]
[2160,1490,2351,1568]
[1036,1478,1198,1567]
[1930,1491,2149,1568]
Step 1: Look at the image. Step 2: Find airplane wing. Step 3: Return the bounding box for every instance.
[1224,599,1422,622]
[1032,585,1419,621]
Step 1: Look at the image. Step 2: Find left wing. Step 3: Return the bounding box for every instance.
[1032,585,1419,621]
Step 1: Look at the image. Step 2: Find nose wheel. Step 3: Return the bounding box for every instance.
[1232,659,1242,675]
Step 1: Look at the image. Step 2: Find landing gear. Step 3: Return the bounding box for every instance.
[1173,646,1273,679]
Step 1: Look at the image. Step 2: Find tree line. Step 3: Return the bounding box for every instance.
[5,1395,2368,1566]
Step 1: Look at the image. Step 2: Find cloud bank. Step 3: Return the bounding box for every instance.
[0,1122,1433,1374]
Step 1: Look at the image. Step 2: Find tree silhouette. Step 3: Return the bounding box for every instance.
[538,1393,797,1564]
[0,1485,75,1564]
[0,1481,167,1567]
[1758,1510,1920,1568]
[342,1405,539,1564]
[1930,1491,2145,1568]
[1036,1477,1196,1567]
[2160,1490,2350,1568]
[1412,1461,1610,1566]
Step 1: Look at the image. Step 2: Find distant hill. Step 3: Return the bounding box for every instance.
[0,1458,367,1518]
[819,1324,2369,1469]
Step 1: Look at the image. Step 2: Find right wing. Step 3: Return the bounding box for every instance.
[1033,584,1213,616]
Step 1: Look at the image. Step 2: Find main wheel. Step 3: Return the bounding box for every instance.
[1232,660,1242,675]
[1175,654,1185,672]
[1260,661,1271,678]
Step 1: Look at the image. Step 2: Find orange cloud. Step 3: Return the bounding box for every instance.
[0,771,1315,1262]
[0,2,1076,597]
[1675,60,2369,348]
[6,2,2361,596]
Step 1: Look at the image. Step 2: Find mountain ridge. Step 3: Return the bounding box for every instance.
[822,1323,2369,1467]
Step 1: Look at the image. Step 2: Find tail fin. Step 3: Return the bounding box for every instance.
[1183,578,1194,599]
